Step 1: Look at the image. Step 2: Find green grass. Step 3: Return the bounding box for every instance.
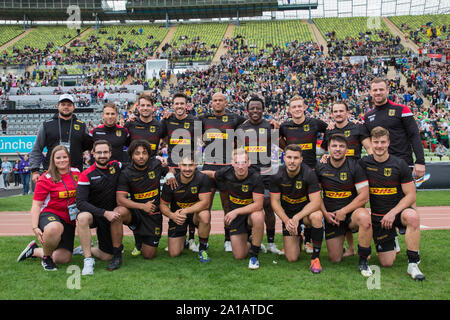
[1,230,448,299]
[2,190,449,212]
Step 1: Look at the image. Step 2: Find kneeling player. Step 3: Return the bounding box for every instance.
[316,134,373,277]
[160,154,212,262]
[203,149,265,269]
[270,144,324,274]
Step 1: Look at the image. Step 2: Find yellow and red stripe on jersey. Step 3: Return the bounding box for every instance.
[206,132,228,139]
[176,201,198,208]
[134,189,159,200]
[169,138,191,145]
[298,143,313,150]
[281,194,307,204]
[58,190,77,198]
[244,146,267,153]
[229,195,253,205]
[325,190,352,198]
[369,187,397,195]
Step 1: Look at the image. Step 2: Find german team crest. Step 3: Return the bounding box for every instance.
[388,109,395,116]
[304,124,310,132]
[222,116,228,122]
[74,124,80,131]
[242,185,249,192]
[384,168,392,177]
[150,126,156,133]
[148,171,155,179]
[191,186,198,194]
[340,172,347,181]
[184,122,190,129]
[116,130,122,137]
[344,130,350,138]
[296,181,302,189]
[109,166,116,175]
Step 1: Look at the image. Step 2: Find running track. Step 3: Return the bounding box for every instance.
[1,207,449,236]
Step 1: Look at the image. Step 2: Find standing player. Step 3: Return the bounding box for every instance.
[75,140,124,275]
[114,140,170,260]
[200,92,246,252]
[90,102,129,163]
[316,134,373,277]
[236,96,283,255]
[269,144,324,274]
[202,149,265,269]
[160,154,212,262]
[360,127,425,281]
[279,95,328,254]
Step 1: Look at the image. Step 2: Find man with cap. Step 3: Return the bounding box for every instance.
[30,94,93,183]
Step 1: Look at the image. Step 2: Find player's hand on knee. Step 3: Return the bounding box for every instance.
[381,212,395,229]
[325,211,339,226]
[224,210,237,226]
[173,209,187,225]
[142,200,156,214]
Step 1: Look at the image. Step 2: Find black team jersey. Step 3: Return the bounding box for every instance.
[215,166,264,212]
[321,122,369,159]
[161,170,211,211]
[161,114,196,168]
[76,161,122,217]
[269,163,321,217]
[116,158,169,215]
[280,117,328,169]
[124,118,163,157]
[363,100,425,166]
[200,112,246,165]
[359,154,413,216]
[237,119,273,171]
[315,158,368,212]
[90,124,130,162]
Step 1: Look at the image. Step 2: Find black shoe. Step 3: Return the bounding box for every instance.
[17,240,38,262]
[398,227,406,235]
[41,256,57,271]
[358,259,373,278]
[108,254,122,271]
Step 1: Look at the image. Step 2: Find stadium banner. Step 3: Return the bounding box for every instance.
[0,135,39,154]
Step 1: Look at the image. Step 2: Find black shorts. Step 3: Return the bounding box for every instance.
[90,215,113,255]
[38,212,75,252]
[131,210,163,247]
[229,214,250,236]
[202,164,231,191]
[168,214,197,238]
[372,213,405,252]
[325,213,357,240]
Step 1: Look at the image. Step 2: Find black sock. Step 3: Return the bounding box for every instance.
[407,249,420,264]
[224,227,230,242]
[189,224,195,240]
[304,226,312,243]
[266,228,275,244]
[134,233,142,250]
[113,244,123,257]
[250,244,260,258]
[358,245,371,262]
[311,227,323,260]
[199,237,209,251]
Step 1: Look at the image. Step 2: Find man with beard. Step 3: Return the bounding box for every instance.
[316,134,373,277]
[30,94,93,183]
[75,140,124,274]
[269,144,324,274]
[160,154,212,262]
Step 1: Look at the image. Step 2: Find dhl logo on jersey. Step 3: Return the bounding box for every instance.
[176,201,198,209]
[245,146,267,152]
[369,187,397,195]
[206,132,228,139]
[345,149,355,156]
[325,191,352,198]
[134,189,159,200]
[169,138,191,145]
[59,190,76,198]
[298,143,313,150]
[229,195,253,205]
[150,143,157,150]
[281,195,307,204]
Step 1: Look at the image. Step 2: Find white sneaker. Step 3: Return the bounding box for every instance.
[188,239,199,252]
[304,242,313,254]
[407,262,425,281]
[395,236,400,254]
[72,245,84,256]
[267,243,284,255]
[248,256,260,270]
[82,257,95,276]
[224,241,232,252]
[164,246,169,252]
[260,243,267,254]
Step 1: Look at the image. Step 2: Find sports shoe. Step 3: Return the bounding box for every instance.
[267,243,284,255]
[131,247,141,256]
[224,240,232,252]
[248,256,259,270]
[305,242,313,254]
[259,243,267,254]
[310,258,322,274]
[407,262,425,281]
[395,236,401,254]
[17,240,38,262]
[41,256,57,271]
[108,254,122,271]
[358,259,373,277]
[189,239,199,252]
[73,240,94,256]
[184,239,189,249]
[82,257,95,276]
[199,250,210,263]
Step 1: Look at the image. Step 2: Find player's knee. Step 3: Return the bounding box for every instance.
[380,259,394,268]
[76,212,92,226]
[328,252,342,263]
[285,252,299,262]
[310,211,323,226]
[252,211,265,227]
[198,210,211,225]
[403,210,420,228]
[44,222,63,235]
[355,209,371,229]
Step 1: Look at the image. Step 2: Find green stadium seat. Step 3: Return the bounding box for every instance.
[440,156,449,162]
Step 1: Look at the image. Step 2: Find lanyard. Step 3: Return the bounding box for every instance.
[58,117,74,144]
[60,172,77,204]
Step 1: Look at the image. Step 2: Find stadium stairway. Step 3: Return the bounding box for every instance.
[153,25,177,58]
[61,26,94,49]
[308,20,329,57]
[382,17,419,54]
[211,23,234,65]
[0,27,35,52]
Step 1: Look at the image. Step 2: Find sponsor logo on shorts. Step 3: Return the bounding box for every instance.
[134,189,159,199]
[229,195,253,205]
[281,195,307,204]
[325,190,352,198]
[48,216,56,221]
[155,227,161,236]
[369,187,397,195]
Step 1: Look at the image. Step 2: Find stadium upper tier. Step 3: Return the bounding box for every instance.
[389,14,449,45]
